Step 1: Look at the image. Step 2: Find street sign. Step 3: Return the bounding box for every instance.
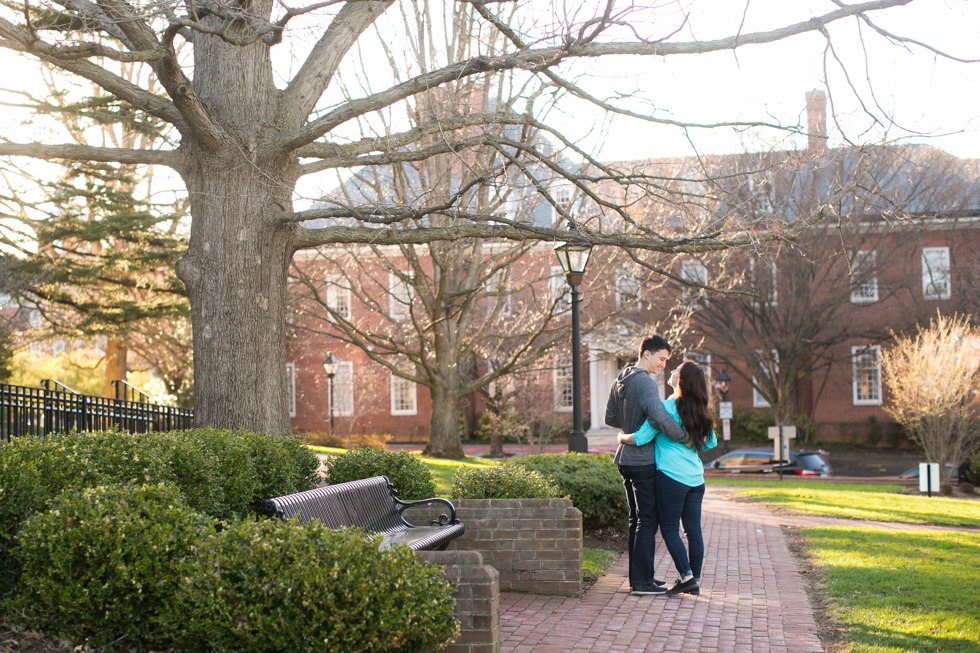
[722,419,731,441]
[919,463,940,495]
[719,401,733,420]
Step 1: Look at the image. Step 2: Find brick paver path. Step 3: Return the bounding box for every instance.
[499,490,824,653]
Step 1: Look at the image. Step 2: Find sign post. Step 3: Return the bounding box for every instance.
[719,401,732,451]
[768,426,797,480]
[919,463,940,497]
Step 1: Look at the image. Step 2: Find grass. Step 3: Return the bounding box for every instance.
[804,526,980,653]
[723,482,980,528]
[583,547,619,584]
[305,445,498,494]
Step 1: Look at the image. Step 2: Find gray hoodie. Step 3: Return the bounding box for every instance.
[605,366,689,466]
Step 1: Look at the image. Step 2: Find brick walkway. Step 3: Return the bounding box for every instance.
[499,490,824,653]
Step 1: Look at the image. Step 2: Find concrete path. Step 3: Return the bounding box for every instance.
[499,491,824,653]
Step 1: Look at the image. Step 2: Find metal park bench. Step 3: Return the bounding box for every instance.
[263,475,464,551]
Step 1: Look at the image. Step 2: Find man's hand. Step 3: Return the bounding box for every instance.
[617,432,636,446]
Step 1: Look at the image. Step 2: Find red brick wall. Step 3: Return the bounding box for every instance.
[417,549,500,653]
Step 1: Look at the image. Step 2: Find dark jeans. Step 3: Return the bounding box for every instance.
[618,463,659,588]
[655,471,705,580]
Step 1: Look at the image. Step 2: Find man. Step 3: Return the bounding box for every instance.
[605,334,689,595]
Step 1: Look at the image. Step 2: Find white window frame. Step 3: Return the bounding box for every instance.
[921,247,951,300]
[390,370,418,415]
[615,271,641,309]
[388,272,413,320]
[286,363,297,417]
[553,355,574,412]
[550,265,570,314]
[683,351,711,384]
[325,274,351,322]
[330,361,354,417]
[851,345,883,406]
[849,250,879,304]
[551,183,574,223]
[749,256,778,307]
[681,259,708,307]
[752,350,777,408]
[485,270,512,318]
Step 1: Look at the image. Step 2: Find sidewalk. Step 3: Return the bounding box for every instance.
[498,491,824,653]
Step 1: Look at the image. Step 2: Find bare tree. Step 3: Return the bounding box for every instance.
[0,0,972,435]
[882,313,980,484]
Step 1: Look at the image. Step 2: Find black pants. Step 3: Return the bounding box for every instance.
[618,463,659,588]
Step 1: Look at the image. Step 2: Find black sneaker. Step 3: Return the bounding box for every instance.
[665,578,700,596]
[631,584,667,595]
[654,578,666,588]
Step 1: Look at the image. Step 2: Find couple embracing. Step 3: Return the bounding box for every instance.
[605,335,717,597]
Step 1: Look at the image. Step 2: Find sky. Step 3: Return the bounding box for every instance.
[1,0,978,193]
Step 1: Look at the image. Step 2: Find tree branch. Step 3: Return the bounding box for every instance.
[0,141,180,167]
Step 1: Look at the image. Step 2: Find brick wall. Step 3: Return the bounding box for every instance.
[453,498,583,597]
[416,549,500,653]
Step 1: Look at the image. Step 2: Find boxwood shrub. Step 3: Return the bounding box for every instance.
[6,483,214,650]
[323,448,435,500]
[509,453,626,530]
[163,518,458,653]
[0,429,321,597]
[450,464,563,499]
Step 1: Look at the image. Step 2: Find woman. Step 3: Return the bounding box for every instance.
[622,360,716,596]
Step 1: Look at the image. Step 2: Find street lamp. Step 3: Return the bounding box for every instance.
[553,226,593,453]
[322,351,340,435]
[715,369,732,452]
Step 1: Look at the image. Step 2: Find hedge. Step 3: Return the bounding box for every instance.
[450,464,563,499]
[323,448,436,500]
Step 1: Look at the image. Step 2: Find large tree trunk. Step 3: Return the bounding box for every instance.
[174,16,299,435]
[425,384,464,459]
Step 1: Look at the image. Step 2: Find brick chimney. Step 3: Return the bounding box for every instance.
[805,90,828,152]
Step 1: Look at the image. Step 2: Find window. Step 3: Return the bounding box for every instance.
[615,272,641,309]
[325,274,351,321]
[849,250,878,303]
[551,184,574,223]
[922,247,951,300]
[53,340,66,355]
[553,355,574,411]
[330,361,354,416]
[390,370,417,415]
[683,351,711,384]
[749,256,778,307]
[681,260,708,307]
[286,363,297,417]
[852,346,882,405]
[485,270,511,317]
[752,350,776,408]
[29,309,42,328]
[389,272,413,320]
[550,266,570,314]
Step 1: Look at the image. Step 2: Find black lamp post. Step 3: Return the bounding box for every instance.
[322,351,339,435]
[553,227,593,453]
[715,369,730,401]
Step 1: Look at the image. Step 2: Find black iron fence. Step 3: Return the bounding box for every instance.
[1,382,194,441]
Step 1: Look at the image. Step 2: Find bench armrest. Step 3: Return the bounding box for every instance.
[394,496,459,527]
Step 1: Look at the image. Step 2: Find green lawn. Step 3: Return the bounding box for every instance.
[722,483,980,528]
[805,526,980,653]
[305,445,497,494]
[583,547,619,584]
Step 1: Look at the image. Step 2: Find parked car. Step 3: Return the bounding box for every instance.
[704,448,832,477]
[897,464,958,481]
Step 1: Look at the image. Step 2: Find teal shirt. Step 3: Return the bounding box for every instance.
[634,398,717,487]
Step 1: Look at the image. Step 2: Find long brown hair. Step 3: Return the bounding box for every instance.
[674,361,715,450]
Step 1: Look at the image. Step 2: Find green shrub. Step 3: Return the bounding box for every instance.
[0,431,175,597]
[509,453,625,530]
[966,453,980,486]
[730,409,772,443]
[163,518,458,653]
[6,483,213,650]
[450,464,563,499]
[324,448,435,500]
[303,431,392,449]
[0,429,320,596]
